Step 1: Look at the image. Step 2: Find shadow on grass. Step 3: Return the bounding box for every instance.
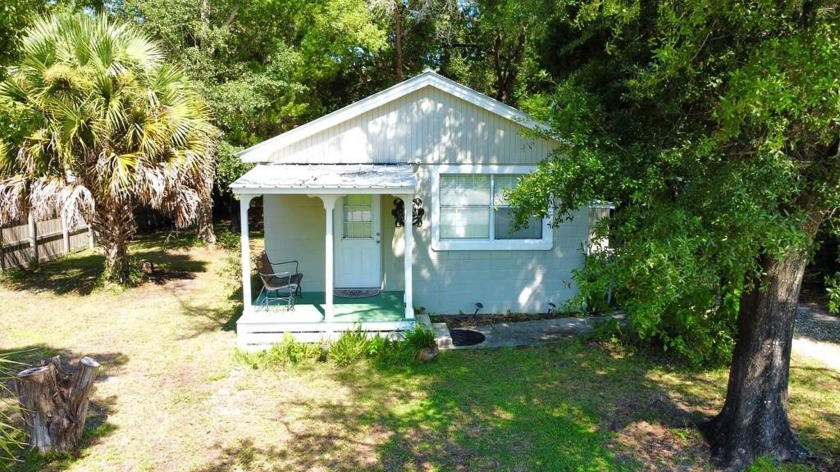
[208,342,717,471]
[173,288,243,340]
[0,231,209,296]
[170,226,265,339]
[788,364,840,467]
[166,256,247,340]
[0,253,104,296]
[0,345,125,472]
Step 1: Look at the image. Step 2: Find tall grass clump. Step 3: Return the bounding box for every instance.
[235,325,439,369]
[235,334,324,368]
[402,326,435,351]
[329,325,374,366]
[1,354,25,468]
[376,326,436,365]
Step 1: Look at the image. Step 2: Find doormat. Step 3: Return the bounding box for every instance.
[334,288,381,299]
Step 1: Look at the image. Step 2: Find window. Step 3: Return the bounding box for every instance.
[432,166,552,251]
[492,175,543,240]
[342,195,373,239]
[439,174,491,239]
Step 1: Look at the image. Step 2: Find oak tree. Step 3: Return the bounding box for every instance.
[510,0,840,468]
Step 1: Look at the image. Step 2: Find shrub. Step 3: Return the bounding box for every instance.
[366,335,397,358]
[588,317,625,345]
[826,273,840,315]
[215,227,241,251]
[573,222,741,368]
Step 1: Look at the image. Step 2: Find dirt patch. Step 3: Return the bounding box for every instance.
[611,420,710,471]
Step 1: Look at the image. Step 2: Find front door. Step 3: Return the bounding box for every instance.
[334,195,381,288]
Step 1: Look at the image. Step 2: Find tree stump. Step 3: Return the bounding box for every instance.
[15,356,100,454]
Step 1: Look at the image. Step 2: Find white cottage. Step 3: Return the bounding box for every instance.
[231,71,604,348]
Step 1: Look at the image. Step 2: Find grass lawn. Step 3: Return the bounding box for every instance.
[1,232,838,471]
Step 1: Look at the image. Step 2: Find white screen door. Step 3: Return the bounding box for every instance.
[334,195,381,288]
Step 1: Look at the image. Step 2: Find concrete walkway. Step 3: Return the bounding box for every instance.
[418,313,621,350]
[793,304,840,372]
[420,306,839,373]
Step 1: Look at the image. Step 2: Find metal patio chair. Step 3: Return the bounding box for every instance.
[258,253,303,311]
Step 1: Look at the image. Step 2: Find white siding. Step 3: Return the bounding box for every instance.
[265,190,589,314]
[410,165,587,314]
[260,84,585,315]
[263,195,326,290]
[381,197,406,291]
[266,87,556,165]
[264,195,406,293]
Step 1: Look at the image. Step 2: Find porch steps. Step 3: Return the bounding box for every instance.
[414,313,432,328]
[431,322,453,349]
[414,313,454,349]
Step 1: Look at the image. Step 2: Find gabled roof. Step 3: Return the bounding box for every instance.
[237,70,547,163]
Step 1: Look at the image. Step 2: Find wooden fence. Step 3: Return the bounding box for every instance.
[0,214,92,270]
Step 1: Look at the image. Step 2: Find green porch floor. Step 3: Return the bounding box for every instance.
[255,290,406,322]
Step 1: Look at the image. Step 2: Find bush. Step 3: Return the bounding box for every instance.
[573,214,741,368]
[826,274,840,315]
[328,325,439,366]
[215,227,241,251]
[373,326,437,366]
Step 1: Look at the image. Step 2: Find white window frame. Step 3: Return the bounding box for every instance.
[431,165,553,251]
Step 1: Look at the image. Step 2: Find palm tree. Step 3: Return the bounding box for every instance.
[0,13,216,283]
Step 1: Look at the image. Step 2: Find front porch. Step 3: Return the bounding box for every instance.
[237,291,415,349]
[232,164,418,350]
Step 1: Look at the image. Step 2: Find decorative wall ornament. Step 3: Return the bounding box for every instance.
[391,197,425,228]
[391,198,406,227]
[412,198,425,227]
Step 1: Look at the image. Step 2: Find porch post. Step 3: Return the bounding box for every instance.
[240,194,255,311]
[319,195,341,321]
[401,194,414,319]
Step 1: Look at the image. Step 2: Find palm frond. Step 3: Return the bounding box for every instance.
[3,11,216,236]
[28,176,66,221]
[61,183,95,229]
[0,140,16,176]
[0,177,27,225]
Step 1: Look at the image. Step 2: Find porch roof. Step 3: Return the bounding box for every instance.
[231,163,417,195]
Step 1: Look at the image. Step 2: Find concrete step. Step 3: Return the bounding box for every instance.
[432,322,452,349]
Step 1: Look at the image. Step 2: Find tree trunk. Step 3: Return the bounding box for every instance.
[228,198,240,233]
[491,28,526,105]
[91,203,136,284]
[700,216,822,469]
[196,197,216,244]
[394,1,405,81]
[196,169,216,245]
[15,357,100,454]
